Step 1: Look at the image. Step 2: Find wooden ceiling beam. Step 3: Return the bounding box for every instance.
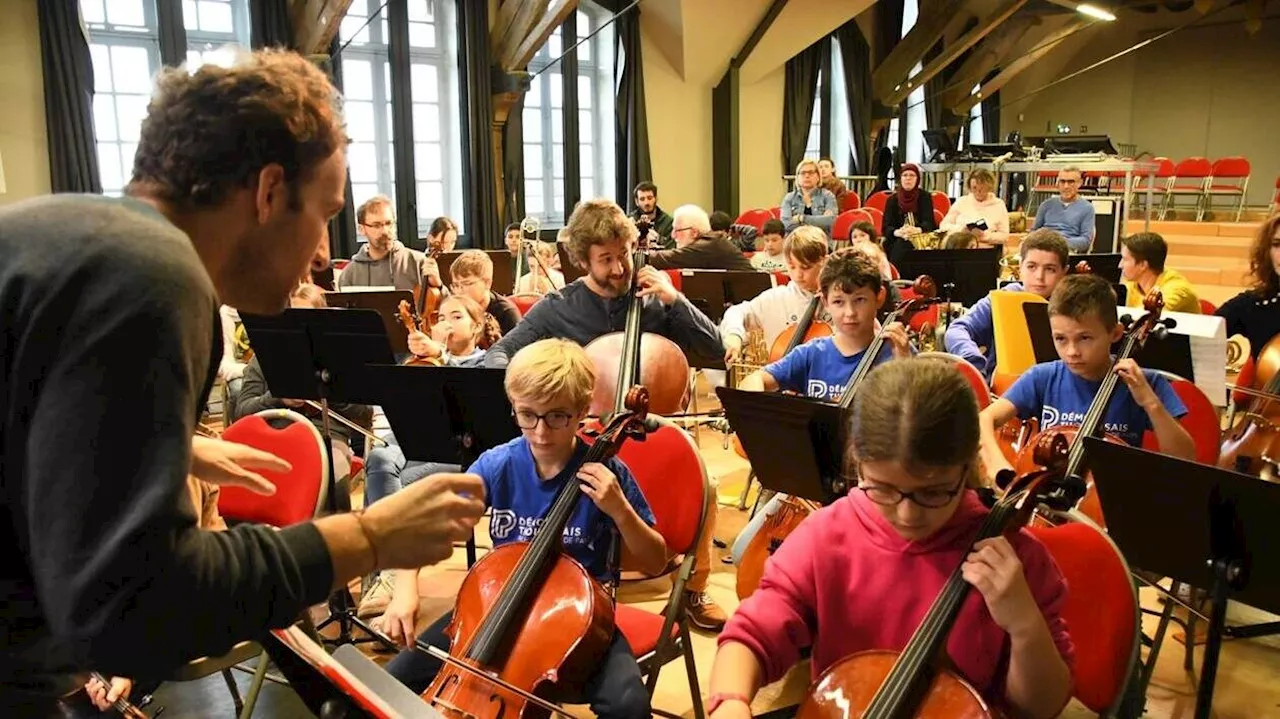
[939,15,1037,108]
[505,0,578,71]
[872,0,968,102]
[952,18,1094,113]
[497,0,552,69]
[291,0,353,54]
[885,0,1029,107]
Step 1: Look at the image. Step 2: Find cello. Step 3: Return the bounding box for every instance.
[1219,332,1280,480]
[584,219,691,418]
[796,436,1075,719]
[417,387,653,719]
[768,293,832,363]
[1011,289,1172,527]
[735,277,941,600]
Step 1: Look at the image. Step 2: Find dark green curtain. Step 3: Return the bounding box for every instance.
[980,69,1001,144]
[324,36,359,258]
[249,0,294,48]
[500,89,527,227]
[835,21,873,174]
[457,0,499,247]
[782,36,829,174]
[598,0,652,206]
[38,0,101,193]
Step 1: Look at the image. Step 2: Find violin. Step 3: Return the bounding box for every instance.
[585,220,691,418]
[797,436,1075,719]
[1219,332,1280,480]
[417,245,445,327]
[735,276,941,600]
[397,299,445,367]
[1011,289,1172,527]
[420,388,653,719]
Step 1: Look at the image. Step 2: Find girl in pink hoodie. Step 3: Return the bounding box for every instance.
[710,359,1075,719]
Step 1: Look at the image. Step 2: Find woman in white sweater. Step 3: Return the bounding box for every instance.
[939,168,1010,245]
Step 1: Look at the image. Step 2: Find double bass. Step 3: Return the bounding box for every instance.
[735,276,941,600]
[585,219,691,418]
[1219,332,1280,480]
[417,388,653,719]
[1011,289,1173,527]
[797,437,1075,719]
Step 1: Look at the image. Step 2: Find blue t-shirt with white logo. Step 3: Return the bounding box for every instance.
[763,336,899,402]
[466,436,656,582]
[1003,359,1188,447]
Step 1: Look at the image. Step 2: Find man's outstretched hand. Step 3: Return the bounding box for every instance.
[190,435,288,496]
[361,472,487,569]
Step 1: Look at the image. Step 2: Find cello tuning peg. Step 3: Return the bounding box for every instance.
[1119,315,1134,329]
[1160,317,1178,331]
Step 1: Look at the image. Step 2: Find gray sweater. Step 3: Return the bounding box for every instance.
[484,278,722,368]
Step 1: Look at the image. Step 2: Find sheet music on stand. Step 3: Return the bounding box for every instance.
[1118,307,1227,405]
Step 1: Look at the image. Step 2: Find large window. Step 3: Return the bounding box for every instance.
[339,0,463,236]
[523,3,616,225]
[82,0,250,195]
[803,41,854,176]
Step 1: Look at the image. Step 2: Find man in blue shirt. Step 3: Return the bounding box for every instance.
[945,229,1070,381]
[978,274,1196,481]
[380,339,665,719]
[1033,166,1096,252]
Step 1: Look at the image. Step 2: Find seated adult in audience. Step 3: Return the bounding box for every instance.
[1119,232,1200,313]
[1033,166,1095,252]
[882,163,937,266]
[710,210,758,253]
[233,284,373,482]
[629,181,675,249]
[515,241,565,294]
[336,195,425,291]
[945,230,1070,380]
[646,205,755,271]
[426,216,459,253]
[750,219,788,272]
[940,169,1009,245]
[817,157,849,206]
[1217,214,1280,358]
[447,249,522,335]
[851,220,892,280]
[782,159,837,232]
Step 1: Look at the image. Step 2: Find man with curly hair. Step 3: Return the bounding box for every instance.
[0,49,485,712]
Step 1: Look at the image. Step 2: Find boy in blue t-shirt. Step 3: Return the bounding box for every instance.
[978,273,1196,477]
[380,339,665,719]
[739,249,912,402]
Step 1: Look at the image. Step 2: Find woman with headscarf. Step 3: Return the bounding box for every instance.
[881,163,937,265]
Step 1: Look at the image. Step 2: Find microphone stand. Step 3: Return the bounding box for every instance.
[518,238,563,292]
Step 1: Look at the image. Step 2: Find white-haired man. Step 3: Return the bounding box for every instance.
[646,204,755,271]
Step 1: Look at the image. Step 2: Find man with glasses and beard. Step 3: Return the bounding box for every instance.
[1032,166,1096,253]
[336,194,428,291]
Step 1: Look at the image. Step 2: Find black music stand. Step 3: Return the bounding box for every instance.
[1021,302,1192,379]
[894,247,1000,306]
[1071,253,1122,284]
[365,365,521,566]
[1085,439,1280,719]
[439,249,514,292]
[715,387,846,504]
[239,308,395,649]
[680,270,775,371]
[558,243,586,284]
[325,289,415,355]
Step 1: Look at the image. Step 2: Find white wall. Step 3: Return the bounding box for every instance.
[0,0,50,205]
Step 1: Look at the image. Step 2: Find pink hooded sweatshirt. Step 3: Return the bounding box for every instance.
[719,490,1075,701]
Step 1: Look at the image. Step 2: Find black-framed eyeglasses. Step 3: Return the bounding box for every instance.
[362,220,395,230]
[513,409,575,430]
[853,465,968,508]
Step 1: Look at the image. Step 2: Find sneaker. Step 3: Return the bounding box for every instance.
[684,591,727,632]
[357,574,394,619]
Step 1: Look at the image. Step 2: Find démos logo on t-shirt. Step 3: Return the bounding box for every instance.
[1041,405,1129,438]
[807,380,847,402]
[490,509,585,543]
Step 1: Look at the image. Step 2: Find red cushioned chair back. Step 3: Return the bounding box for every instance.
[614,421,707,555]
[735,209,774,232]
[931,192,951,216]
[509,292,542,317]
[1139,371,1221,465]
[1210,156,1250,179]
[1172,156,1212,178]
[832,210,859,241]
[862,206,884,235]
[915,352,992,409]
[838,192,862,212]
[1027,521,1138,713]
[1197,298,1216,315]
[219,411,328,527]
[864,190,892,214]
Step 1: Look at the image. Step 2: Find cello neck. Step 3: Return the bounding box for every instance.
[1064,332,1138,478]
[836,304,910,411]
[613,248,648,417]
[783,294,823,356]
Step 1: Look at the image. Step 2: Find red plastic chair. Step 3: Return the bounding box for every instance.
[219,409,330,527]
[768,206,782,219]
[862,206,884,235]
[1026,520,1140,715]
[838,191,862,212]
[612,417,711,719]
[1139,371,1221,465]
[333,259,351,270]
[735,209,773,232]
[930,192,951,216]
[664,269,683,291]
[508,292,542,317]
[864,190,892,214]
[932,208,944,227]
[1198,298,1217,314]
[831,210,860,242]
[1205,156,1252,221]
[915,352,991,409]
[1160,157,1212,221]
[888,262,899,281]
[773,271,791,286]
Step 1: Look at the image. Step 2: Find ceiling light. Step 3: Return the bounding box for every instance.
[1076,3,1117,20]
